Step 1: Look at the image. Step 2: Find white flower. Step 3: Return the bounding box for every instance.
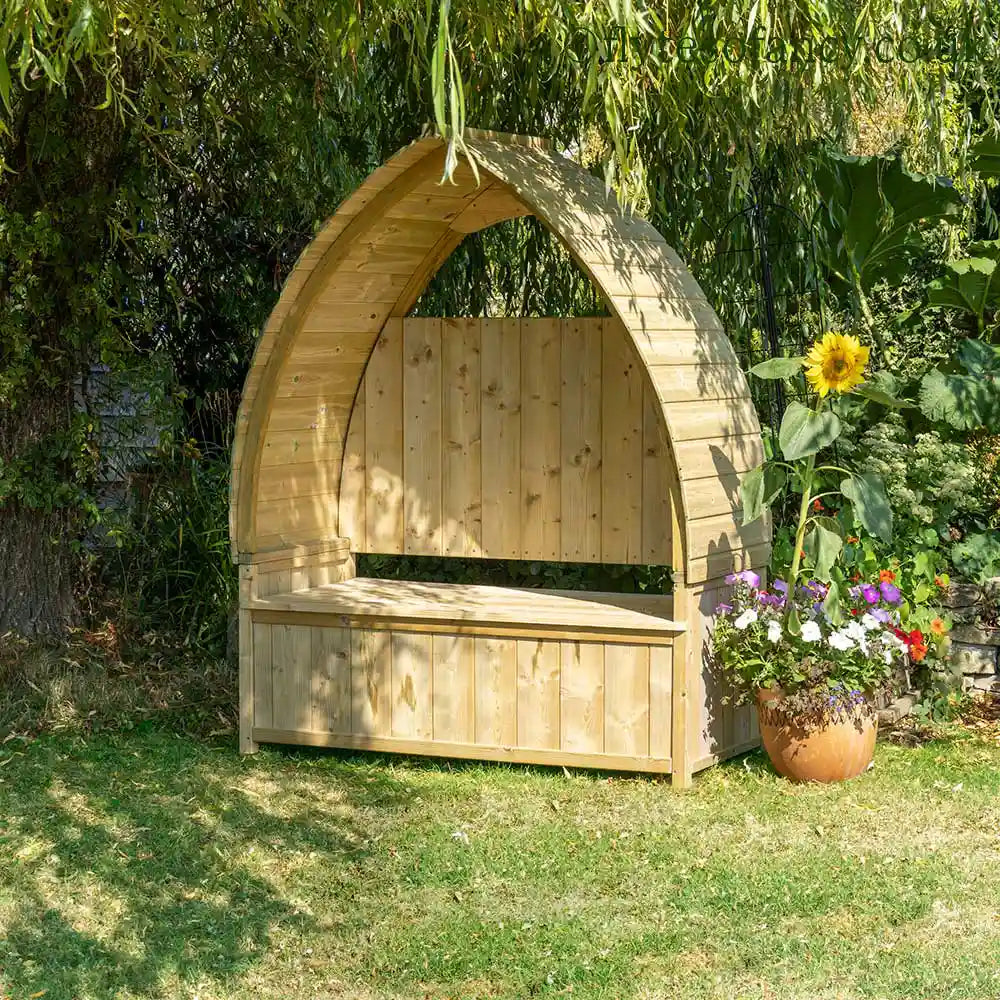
[733,608,758,630]
[882,649,893,664]
[766,619,783,644]
[881,632,907,651]
[800,620,822,643]
[845,620,867,642]
[828,630,855,651]
[860,613,882,631]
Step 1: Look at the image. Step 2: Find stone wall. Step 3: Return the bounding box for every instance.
[944,578,1000,695]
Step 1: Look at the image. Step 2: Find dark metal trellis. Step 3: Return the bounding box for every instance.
[706,158,830,437]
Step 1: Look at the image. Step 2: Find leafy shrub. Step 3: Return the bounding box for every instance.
[357,554,672,593]
[107,440,236,655]
[836,411,992,583]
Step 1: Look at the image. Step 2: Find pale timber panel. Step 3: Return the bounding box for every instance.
[252,622,273,729]
[641,386,673,565]
[338,382,366,546]
[441,318,483,556]
[391,632,434,739]
[474,636,517,746]
[402,318,443,555]
[603,644,649,757]
[254,727,674,773]
[648,644,674,760]
[351,628,391,737]
[516,639,560,750]
[480,318,522,556]
[270,624,311,732]
[365,318,404,551]
[664,395,761,442]
[520,317,562,560]
[601,318,643,562]
[336,317,681,565]
[559,318,602,561]
[432,633,476,743]
[312,626,352,733]
[249,578,684,634]
[559,641,605,753]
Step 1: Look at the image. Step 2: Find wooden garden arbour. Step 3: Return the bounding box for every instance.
[230,130,769,785]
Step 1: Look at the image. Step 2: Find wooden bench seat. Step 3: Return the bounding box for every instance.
[248,577,683,644]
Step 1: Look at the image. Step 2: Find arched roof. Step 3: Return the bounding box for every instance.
[230,130,769,585]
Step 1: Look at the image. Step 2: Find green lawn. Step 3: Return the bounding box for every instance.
[2,723,999,1000]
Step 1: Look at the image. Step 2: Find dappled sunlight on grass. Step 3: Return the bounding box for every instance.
[1,727,999,999]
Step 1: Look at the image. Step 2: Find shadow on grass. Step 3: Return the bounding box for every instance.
[0,728,414,999]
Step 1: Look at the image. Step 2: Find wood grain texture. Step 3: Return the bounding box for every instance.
[520,317,562,560]
[365,318,404,552]
[441,318,483,556]
[601,318,643,562]
[232,131,773,782]
[559,318,602,561]
[247,612,697,775]
[402,318,443,555]
[480,318,522,556]
[233,133,768,589]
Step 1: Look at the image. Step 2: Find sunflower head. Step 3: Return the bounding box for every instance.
[804,332,870,397]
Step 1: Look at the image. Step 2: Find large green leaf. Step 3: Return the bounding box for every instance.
[815,152,964,293]
[972,136,1000,178]
[748,357,804,379]
[778,401,842,461]
[919,367,1000,430]
[739,465,766,526]
[926,242,1000,327]
[853,383,913,408]
[841,473,892,543]
[739,463,785,525]
[803,517,843,583]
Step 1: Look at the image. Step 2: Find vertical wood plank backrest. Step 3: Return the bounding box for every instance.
[337,316,674,566]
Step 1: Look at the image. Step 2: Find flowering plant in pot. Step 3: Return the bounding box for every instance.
[714,331,912,781]
[713,571,911,781]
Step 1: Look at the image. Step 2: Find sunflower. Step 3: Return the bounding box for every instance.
[804,332,870,397]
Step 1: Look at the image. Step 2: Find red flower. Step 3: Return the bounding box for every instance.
[891,626,909,642]
[846,536,860,544]
[910,642,929,663]
[812,498,824,512]
[908,628,925,646]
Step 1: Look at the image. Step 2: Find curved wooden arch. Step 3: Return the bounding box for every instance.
[231,130,768,585]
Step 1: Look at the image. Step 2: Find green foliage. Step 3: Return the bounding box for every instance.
[814,152,964,335]
[108,442,237,655]
[778,402,842,462]
[925,240,1000,336]
[357,554,672,594]
[951,532,1000,583]
[918,339,1000,430]
[835,412,990,585]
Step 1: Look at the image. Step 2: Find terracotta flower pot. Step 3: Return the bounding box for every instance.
[756,688,877,783]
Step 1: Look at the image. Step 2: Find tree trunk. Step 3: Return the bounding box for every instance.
[0,381,81,635]
[0,504,77,635]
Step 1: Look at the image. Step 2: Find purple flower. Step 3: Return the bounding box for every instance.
[757,591,785,608]
[861,584,880,605]
[738,569,761,589]
[724,573,739,585]
[715,602,733,614]
[848,585,861,600]
[871,607,891,623]
[880,581,902,604]
[773,579,789,594]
